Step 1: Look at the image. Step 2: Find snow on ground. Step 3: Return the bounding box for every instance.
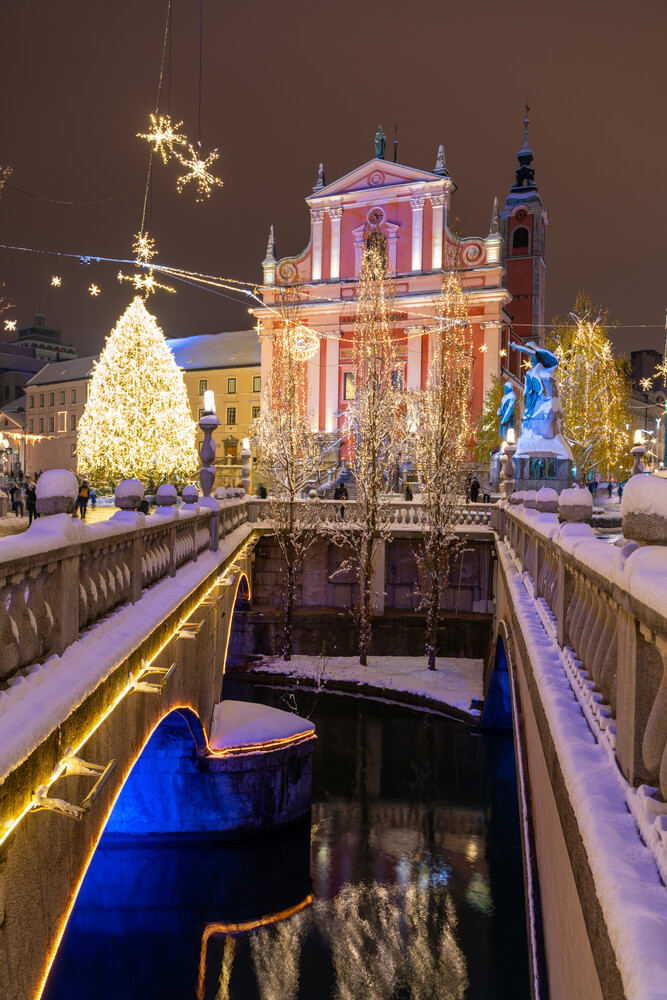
[246,654,483,717]
[0,524,254,785]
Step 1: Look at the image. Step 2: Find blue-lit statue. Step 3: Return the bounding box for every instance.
[510,341,571,459]
[497,381,517,441]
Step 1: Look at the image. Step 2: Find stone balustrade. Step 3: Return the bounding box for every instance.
[500,501,667,813]
[0,500,249,681]
[246,498,494,528]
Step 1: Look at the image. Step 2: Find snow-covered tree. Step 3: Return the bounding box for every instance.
[547,294,631,482]
[77,296,198,485]
[332,237,402,665]
[252,283,338,660]
[411,267,473,670]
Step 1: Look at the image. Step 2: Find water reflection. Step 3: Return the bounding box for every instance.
[44,692,528,1000]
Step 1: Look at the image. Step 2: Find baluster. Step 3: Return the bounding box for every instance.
[27,571,55,660]
[643,637,667,789]
[0,583,20,678]
[8,582,39,668]
[580,591,605,679]
[590,599,614,691]
[565,577,583,649]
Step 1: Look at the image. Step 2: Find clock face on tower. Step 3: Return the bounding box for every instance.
[515,208,528,221]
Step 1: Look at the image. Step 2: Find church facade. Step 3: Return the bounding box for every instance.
[252,123,547,437]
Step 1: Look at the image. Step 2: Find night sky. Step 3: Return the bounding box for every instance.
[0,0,665,359]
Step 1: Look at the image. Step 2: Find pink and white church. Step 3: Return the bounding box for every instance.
[251,122,547,434]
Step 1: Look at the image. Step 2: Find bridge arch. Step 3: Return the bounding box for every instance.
[482,623,513,728]
[37,704,209,999]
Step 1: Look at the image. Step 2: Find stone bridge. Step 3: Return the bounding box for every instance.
[1,493,666,1000]
[493,496,667,1000]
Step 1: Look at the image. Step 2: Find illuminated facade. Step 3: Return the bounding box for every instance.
[253,128,547,432]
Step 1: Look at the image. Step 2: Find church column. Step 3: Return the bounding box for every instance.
[481,320,502,399]
[406,326,422,390]
[329,207,343,281]
[311,210,325,282]
[260,331,273,382]
[325,335,340,432]
[410,197,425,273]
[430,194,446,270]
[307,344,321,432]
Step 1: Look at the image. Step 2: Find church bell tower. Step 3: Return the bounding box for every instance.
[500,111,548,354]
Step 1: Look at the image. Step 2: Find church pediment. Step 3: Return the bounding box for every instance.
[307,159,447,202]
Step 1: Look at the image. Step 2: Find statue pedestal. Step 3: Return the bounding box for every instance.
[515,455,573,494]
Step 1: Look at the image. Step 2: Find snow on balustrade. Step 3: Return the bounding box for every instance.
[0,499,250,682]
[500,497,667,892]
[499,537,667,1000]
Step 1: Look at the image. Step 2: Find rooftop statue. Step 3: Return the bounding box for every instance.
[374,125,386,160]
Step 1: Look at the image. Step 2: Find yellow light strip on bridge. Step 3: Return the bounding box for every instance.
[206,729,315,757]
[3,535,257,854]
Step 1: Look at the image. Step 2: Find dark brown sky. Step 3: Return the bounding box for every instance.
[0,0,665,358]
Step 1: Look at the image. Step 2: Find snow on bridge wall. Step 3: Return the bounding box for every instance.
[495,501,667,1000]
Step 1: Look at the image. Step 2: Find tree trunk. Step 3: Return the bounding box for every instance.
[281,564,294,662]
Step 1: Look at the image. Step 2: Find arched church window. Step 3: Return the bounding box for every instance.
[512,226,530,250]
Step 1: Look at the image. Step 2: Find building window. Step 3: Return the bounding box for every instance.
[39,393,44,407]
[226,407,236,425]
[391,369,404,391]
[343,371,355,400]
[252,405,260,420]
[60,390,65,404]
[29,395,34,408]
[71,389,77,403]
[28,419,34,433]
[227,377,236,394]
[253,375,261,393]
[49,392,55,406]
[71,443,76,457]
[198,408,205,419]
[70,413,76,431]
[38,418,44,433]
[512,226,530,250]
[58,412,66,432]
[48,416,54,432]
[199,379,207,395]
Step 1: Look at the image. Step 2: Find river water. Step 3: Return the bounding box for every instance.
[43,685,529,1000]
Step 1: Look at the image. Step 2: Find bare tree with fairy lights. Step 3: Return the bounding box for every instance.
[331,235,403,666]
[411,262,473,670]
[77,297,198,486]
[252,282,338,661]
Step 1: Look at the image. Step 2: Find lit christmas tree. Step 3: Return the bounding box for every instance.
[252,282,337,660]
[547,294,631,482]
[77,296,198,486]
[334,236,402,665]
[412,266,473,670]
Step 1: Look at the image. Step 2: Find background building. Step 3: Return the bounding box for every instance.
[24,357,95,476]
[253,128,547,439]
[166,330,260,489]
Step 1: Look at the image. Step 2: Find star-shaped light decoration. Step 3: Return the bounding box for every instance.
[132,231,156,266]
[137,114,187,163]
[175,144,223,202]
[479,343,488,353]
[4,319,16,331]
[118,233,175,298]
[51,275,62,287]
[117,270,176,298]
[89,284,100,296]
[639,377,653,392]
[655,361,667,388]
[499,348,507,358]
[521,359,532,371]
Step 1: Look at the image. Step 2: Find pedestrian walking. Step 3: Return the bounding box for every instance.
[10,482,23,518]
[470,477,480,503]
[74,480,90,519]
[90,486,97,509]
[25,483,37,526]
